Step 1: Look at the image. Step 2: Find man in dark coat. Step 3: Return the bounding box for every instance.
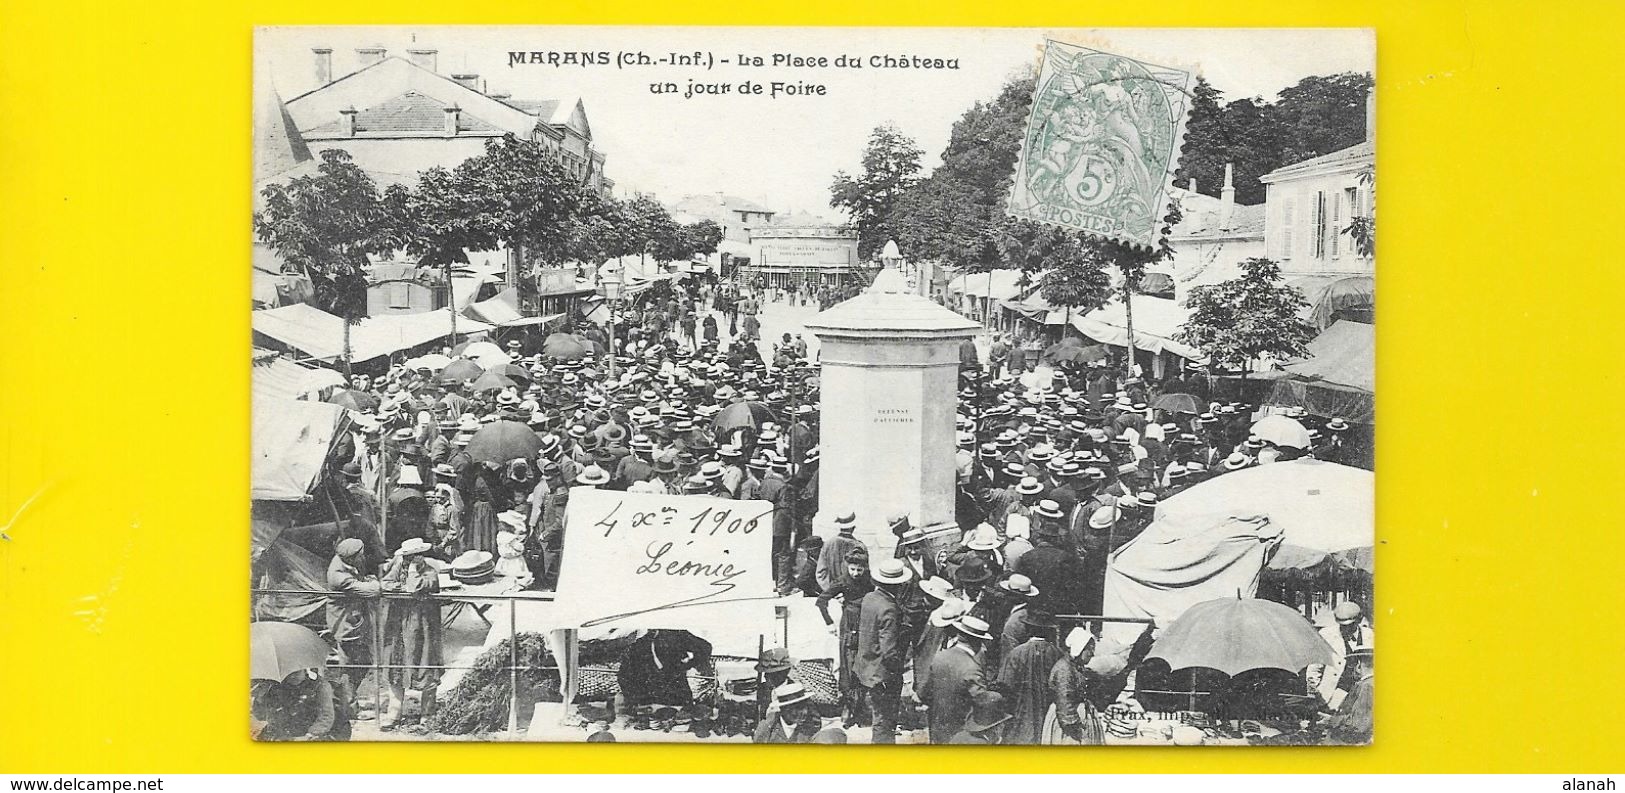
[919,614,995,743]
[325,539,382,704]
[853,559,913,743]
[892,526,938,653]
[616,630,714,708]
[1014,500,1090,616]
[996,611,1063,745]
[815,512,866,593]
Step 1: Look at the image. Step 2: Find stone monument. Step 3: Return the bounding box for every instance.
[803,264,982,557]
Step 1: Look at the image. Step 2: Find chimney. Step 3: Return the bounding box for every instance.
[340,106,358,137]
[1365,89,1375,142]
[312,48,333,85]
[1219,163,1236,230]
[450,73,482,93]
[355,46,386,67]
[443,105,460,136]
[1187,177,1198,195]
[406,48,438,72]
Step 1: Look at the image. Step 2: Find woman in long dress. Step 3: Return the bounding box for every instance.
[458,462,501,555]
[1042,628,1106,745]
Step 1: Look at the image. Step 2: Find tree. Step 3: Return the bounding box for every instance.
[563,192,635,268]
[453,134,584,273]
[254,149,398,374]
[890,174,997,270]
[683,219,723,259]
[1173,77,1228,197]
[991,219,1104,312]
[622,194,681,269]
[383,166,498,344]
[829,123,924,259]
[1269,73,1373,167]
[1177,257,1317,371]
[1343,168,1375,258]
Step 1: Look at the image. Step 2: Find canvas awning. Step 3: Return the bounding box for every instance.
[1269,320,1375,421]
[946,270,1026,301]
[1155,458,1374,554]
[1281,320,1374,393]
[1070,294,1205,361]
[252,398,348,501]
[1102,511,1285,646]
[450,275,494,313]
[252,303,493,363]
[463,286,565,328]
[1288,275,1375,330]
[251,354,345,402]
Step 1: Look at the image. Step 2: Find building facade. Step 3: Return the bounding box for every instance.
[669,194,779,272]
[284,48,611,195]
[745,224,861,289]
[1258,140,1374,279]
[1164,164,1269,300]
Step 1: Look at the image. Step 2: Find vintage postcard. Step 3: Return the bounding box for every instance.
[250,25,1375,745]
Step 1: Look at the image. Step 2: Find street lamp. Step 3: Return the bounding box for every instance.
[599,261,624,378]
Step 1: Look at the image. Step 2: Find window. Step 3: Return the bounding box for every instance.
[388,282,412,309]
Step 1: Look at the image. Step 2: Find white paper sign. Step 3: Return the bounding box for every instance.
[552,488,777,630]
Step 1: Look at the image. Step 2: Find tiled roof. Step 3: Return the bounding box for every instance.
[303,91,505,138]
[507,98,560,118]
[1170,188,1265,239]
[1261,140,1374,182]
[726,196,774,213]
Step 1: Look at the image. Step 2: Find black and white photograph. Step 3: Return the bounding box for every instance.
[249,25,1376,746]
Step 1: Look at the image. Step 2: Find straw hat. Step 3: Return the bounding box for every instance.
[951,614,994,642]
[872,558,913,585]
[918,576,954,603]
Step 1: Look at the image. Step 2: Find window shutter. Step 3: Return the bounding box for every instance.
[1280,197,1295,260]
[1330,191,1342,257]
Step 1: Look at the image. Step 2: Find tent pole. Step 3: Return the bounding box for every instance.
[509,598,519,736]
[446,260,459,348]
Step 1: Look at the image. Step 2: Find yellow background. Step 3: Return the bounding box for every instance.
[2,0,1621,773]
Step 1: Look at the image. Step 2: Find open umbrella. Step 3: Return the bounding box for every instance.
[1147,597,1333,677]
[1251,415,1312,449]
[324,389,378,412]
[470,350,513,370]
[440,359,483,383]
[250,621,330,682]
[1153,393,1203,414]
[712,401,775,432]
[471,371,517,393]
[492,362,532,384]
[460,341,505,360]
[544,333,591,360]
[466,420,543,464]
[403,353,451,372]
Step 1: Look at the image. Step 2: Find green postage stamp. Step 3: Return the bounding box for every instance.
[1007,40,1196,249]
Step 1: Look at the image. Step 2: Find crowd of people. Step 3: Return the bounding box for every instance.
[251,272,1371,744]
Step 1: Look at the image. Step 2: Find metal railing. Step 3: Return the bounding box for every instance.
[252,586,561,737]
